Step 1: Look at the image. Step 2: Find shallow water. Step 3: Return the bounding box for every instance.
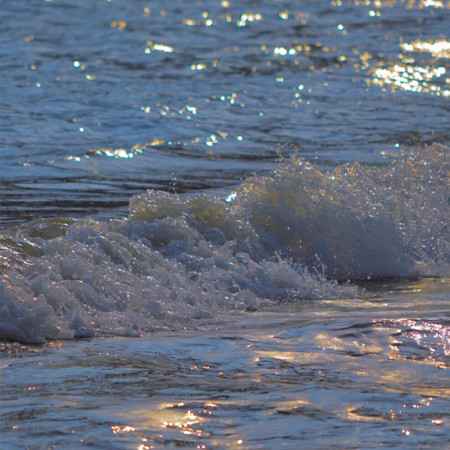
[1,0,449,448]
[1,278,449,448]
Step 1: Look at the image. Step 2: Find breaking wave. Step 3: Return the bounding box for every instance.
[1,144,448,343]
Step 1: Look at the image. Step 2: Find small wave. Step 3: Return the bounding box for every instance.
[1,144,448,343]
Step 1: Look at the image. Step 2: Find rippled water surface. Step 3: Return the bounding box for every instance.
[1,0,449,448]
[1,0,449,224]
[1,278,449,449]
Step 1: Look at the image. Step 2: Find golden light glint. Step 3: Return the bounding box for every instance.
[145,42,174,54]
[359,51,372,69]
[206,134,218,147]
[73,61,85,70]
[153,104,198,118]
[110,21,127,31]
[213,91,245,106]
[274,46,297,56]
[351,0,447,7]
[183,18,199,26]
[116,403,206,440]
[400,39,450,58]
[191,63,206,71]
[237,13,263,27]
[205,402,218,408]
[111,425,136,434]
[66,138,166,161]
[162,409,203,436]
[370,63,448,96]
[419,0,445,7]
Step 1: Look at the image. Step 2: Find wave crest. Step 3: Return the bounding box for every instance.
[1,144,448,343]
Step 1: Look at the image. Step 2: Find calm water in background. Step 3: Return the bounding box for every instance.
[1,0,448,224]
[1,0,449,448]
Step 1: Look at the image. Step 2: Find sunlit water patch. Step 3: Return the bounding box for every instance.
[1,278,448,448]
[369,37,450,97]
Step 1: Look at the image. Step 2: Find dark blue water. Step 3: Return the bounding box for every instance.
[1,0,448,225]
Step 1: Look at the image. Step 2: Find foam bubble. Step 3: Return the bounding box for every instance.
[1,144,448,343]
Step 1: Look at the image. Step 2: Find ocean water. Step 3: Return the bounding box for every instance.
[1,0,449,448]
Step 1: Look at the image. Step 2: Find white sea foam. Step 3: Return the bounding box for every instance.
[1,144,448,343]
